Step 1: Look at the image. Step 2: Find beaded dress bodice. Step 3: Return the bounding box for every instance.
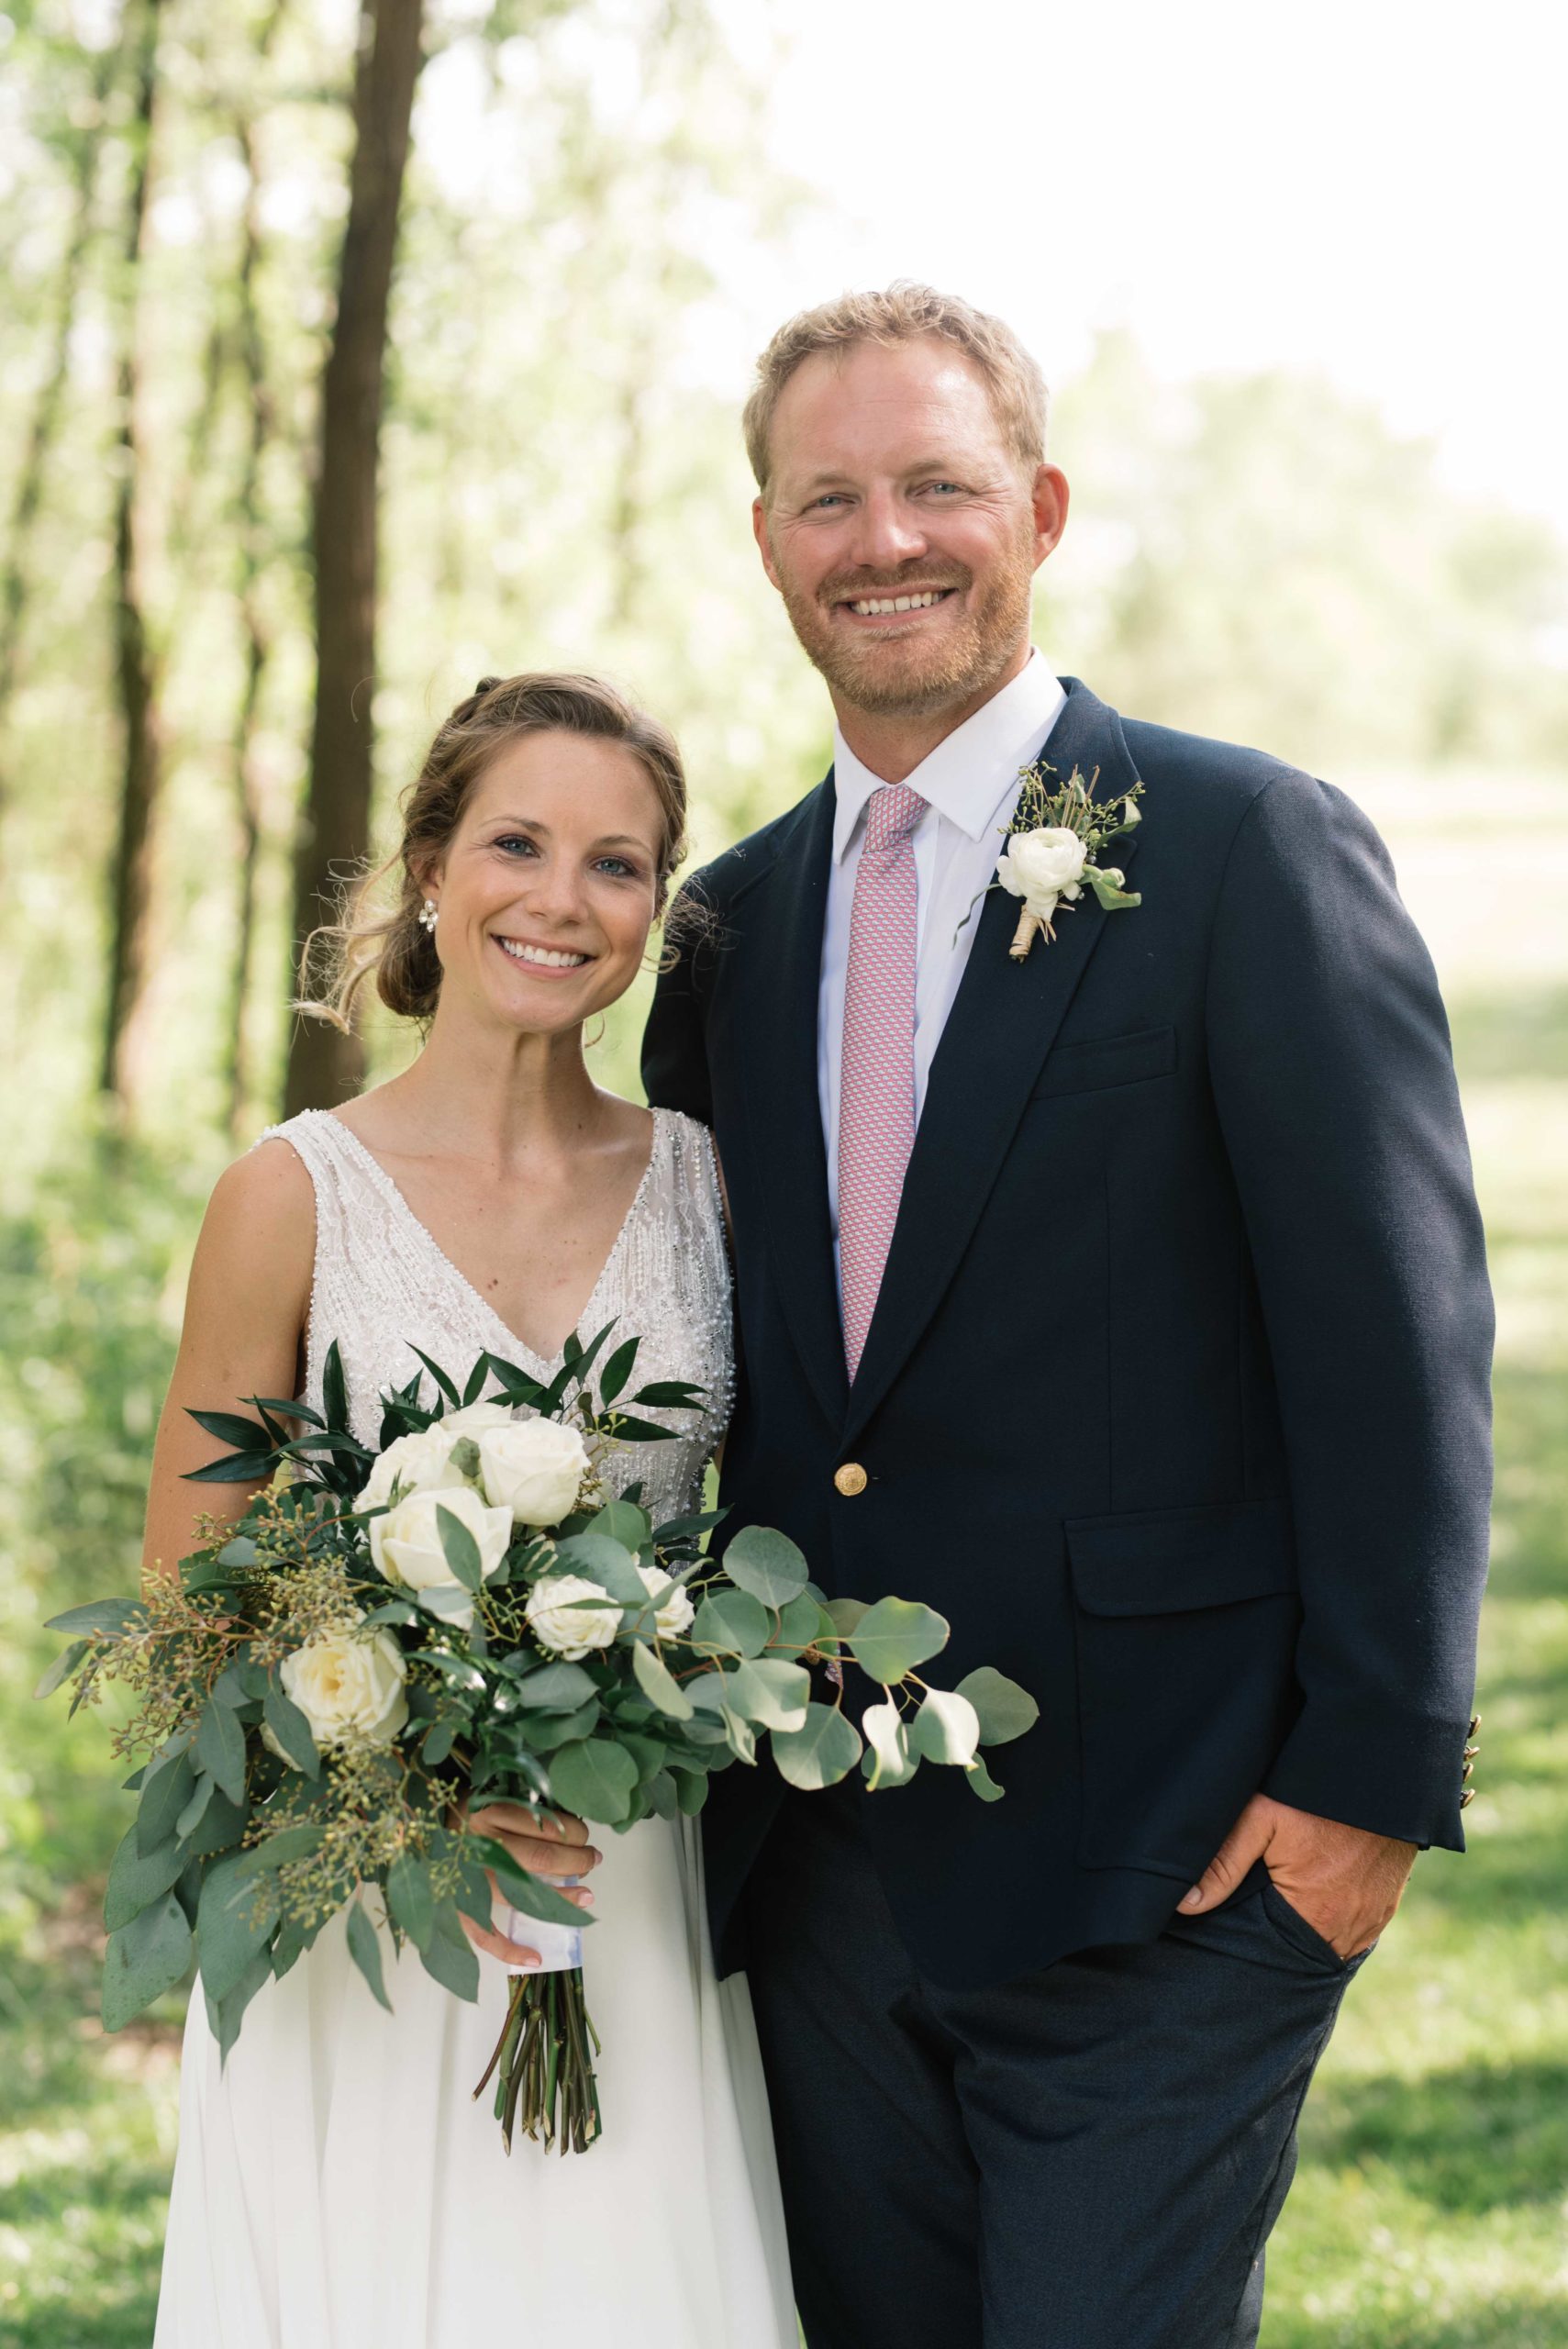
[254,1107,733,1521]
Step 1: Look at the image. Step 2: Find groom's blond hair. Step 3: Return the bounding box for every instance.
[743,283,1049,499]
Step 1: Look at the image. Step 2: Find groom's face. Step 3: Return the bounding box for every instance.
[753,336,1065,720]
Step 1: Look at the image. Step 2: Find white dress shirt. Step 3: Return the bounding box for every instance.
[817,650,1067,1277]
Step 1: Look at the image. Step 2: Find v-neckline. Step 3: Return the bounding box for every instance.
[318,1107,664,1376]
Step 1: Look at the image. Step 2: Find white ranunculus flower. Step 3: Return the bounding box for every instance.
[359,1423,467,1514]
[440,1398,516,1437]
[370,1483,513,1616]
[635,1561,695,1642]
[270,1618,408,1753]
[525,1574,622,1661]
[995,826,1088,913]
[477,1419,592,1528]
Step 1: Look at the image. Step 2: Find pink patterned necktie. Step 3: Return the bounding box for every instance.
[839,782,928,1379]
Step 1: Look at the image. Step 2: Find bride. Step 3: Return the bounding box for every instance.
[145,673,796,2348]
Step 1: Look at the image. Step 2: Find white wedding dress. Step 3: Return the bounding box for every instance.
[153,1106,796,2349]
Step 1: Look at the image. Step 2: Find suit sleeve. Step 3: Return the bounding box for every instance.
[641,885,715,1123]
[1206,771,1493,1851]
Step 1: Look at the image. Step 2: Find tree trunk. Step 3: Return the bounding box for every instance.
[100,0,165,1104]
[224,2,290,1135]
[284,0,426,1118]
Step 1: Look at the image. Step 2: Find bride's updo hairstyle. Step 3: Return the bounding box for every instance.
[301,672,688,1032]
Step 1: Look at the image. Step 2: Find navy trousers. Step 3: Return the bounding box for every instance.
[740,1785,1370,2349]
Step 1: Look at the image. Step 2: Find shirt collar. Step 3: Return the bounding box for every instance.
[830,649,1066,864]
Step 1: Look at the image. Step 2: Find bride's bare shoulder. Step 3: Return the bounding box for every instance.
[193,1138,316,1307]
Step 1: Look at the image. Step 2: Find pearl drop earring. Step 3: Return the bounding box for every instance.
[418,898,439,933]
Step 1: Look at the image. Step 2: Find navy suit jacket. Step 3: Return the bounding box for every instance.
[641,678,1494,1992]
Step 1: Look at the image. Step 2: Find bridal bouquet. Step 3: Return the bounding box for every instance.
[40,1327,1038,2154]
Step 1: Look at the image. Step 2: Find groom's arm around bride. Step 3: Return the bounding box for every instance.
[643,283,1492,2349]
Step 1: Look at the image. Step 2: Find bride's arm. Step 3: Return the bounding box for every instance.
[140,1141,315,1595]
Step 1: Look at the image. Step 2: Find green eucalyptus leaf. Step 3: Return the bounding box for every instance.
[346,1903,394,2012]
[547,1737,639,1824]
[196,1852,281,2004]
[102,1894,193,2031]
[33,1638,89,1700]
[228,1825,326,1878]
[861,1698,918,1791]
[823,1596,868,1638]
[1084,866,1141,911]
[206,1947,272,2065]
[846,1598,950,1686]
[514,1661,599,1710]
[418,1903,481,2002]
[649,1769,679,1820]
[195,1693,248,1805]
[907,1687,981,1769]
[262,1684,321,1776]
[770,1702,862,1791]
[183,1785,248,1860]
[693,1586,770,1658]
[138,1748,197,1852]
[773,1592,829,1654]
[105,1826,186,1932]
[174,1772,218,1842]
[523,1698,601,1750]
[967,1753,1006,1802]
[955,1667,1040,1748]
[631,1640,695,1720]
[669,1765,708,1815]
[550,1533,646,1607]
[723,1709,757,1765]
[722,1526,809,1608]
[586,1499,652,1551]
[728,1656,810,1732]
[44,1597,146,1639]
[386,1853,436,1950]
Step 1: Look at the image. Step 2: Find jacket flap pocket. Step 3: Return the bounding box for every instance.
[1033,1025,1176,1099]
[1065,1498,1296,1616]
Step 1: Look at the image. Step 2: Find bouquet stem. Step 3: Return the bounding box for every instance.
[473,1968,603,2154]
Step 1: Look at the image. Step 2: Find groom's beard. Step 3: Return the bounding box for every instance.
[775,526,1038,721]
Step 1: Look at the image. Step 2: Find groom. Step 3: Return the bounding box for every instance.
[642,285,1493,2346]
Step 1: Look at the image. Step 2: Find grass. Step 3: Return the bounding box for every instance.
[0,776,1564,2343]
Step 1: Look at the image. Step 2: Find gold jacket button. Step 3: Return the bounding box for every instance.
[834,1462,868,1497]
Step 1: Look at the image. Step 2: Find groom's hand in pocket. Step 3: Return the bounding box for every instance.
[1178,1792,1416,1960]
[451,1799,601,1968]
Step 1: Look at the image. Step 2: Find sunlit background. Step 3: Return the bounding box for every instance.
[1,0,1564,2339]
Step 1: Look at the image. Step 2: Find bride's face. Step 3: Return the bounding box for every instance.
[425,730,666,1038]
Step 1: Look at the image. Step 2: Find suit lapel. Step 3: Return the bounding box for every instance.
[843,682,1142,1443]
[739,776,849,1427]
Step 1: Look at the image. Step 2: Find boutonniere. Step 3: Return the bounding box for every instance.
[994,762,1144,960]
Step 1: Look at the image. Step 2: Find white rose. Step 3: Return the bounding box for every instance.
[477,1419,592,1528]
[359,1423,466,1514]
[370,1483,513,1619]
[440,1399,516,1437]
[524,1574,622,1661]
[995,826,1088,913]
[635,1561,695,1642]
[270,1619,408,1753]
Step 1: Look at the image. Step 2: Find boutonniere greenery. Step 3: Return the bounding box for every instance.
[994,763,1144,960]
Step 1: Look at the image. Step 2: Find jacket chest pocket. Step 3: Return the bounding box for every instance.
[1032,1024,1177,1101]
[1066,1497,1303,1876]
